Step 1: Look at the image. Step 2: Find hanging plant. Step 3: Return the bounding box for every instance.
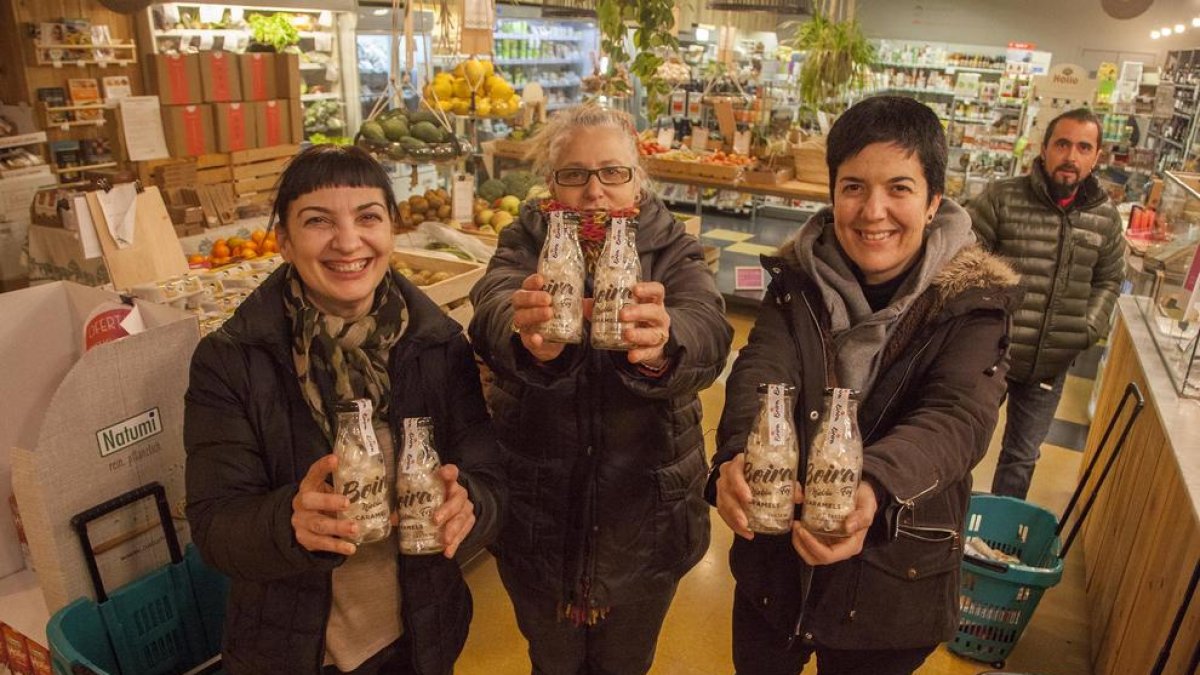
[787,1,875,113]
[246,13,299,53]
[595,0,679,120]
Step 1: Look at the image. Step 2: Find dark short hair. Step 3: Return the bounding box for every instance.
[1042,108,1102,148]
[271,144,398,232]
[825,95,946,204]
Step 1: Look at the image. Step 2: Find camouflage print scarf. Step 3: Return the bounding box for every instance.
[283,265,408,443]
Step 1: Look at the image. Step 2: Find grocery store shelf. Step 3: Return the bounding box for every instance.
[878,86,956,96]
[495,57,581,66]
[0,131,48,150]
[494,32,583,42]
[955,116,995,125]
[301,93,342,102]
[51,161,116,174]
[546,101,574,111]
[299,63,326,71]
[876,62,1004,74]
[516,81,579,90]
[1151,132,1184,150]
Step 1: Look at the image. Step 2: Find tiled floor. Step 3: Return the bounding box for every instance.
[457,310,1100,675]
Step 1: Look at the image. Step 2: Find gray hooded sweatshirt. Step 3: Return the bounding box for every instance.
[789,198,977,398]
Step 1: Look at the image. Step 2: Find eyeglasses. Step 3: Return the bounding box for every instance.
[553,166,635,187]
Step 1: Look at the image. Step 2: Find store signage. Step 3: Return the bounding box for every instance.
[96,408,163,458]
[1051,66,1081,86]
[734,266,766,291]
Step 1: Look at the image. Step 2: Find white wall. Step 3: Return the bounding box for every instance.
[857,0,1200,72]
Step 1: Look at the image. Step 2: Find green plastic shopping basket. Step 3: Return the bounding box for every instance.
[949,382,1144,668]
[45,483,229,675]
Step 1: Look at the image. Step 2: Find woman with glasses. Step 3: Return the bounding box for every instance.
[469,104,732,674]
[709,96,1021,674]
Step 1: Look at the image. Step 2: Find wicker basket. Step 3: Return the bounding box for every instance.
[793,139,828,186]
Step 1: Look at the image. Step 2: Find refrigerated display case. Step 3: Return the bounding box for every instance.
[494,11,598,112]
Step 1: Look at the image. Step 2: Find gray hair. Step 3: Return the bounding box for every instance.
[524,103,646,193]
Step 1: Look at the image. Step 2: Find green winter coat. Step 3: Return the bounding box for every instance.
[966,158,1126,384]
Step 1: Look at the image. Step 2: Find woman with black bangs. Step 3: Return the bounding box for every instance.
[183,145,505,675]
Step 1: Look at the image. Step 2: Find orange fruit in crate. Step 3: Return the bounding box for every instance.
[251,229,267,244]
[211,242,231,259]
[228,236,247,249]
[187,254,206,265]
[261,239,278,253]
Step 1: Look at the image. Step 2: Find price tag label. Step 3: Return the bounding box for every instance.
[451,173,474,226]
[315,32,334,53]
[198,33,214,51]
[733,129,752,155]
[690,127,709,152]
[656,127,675,148]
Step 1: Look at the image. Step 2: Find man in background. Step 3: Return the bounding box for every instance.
[967,108,1126,500]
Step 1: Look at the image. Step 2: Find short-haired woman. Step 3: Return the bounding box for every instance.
[185,145,505,675]
[710,96,1021,674]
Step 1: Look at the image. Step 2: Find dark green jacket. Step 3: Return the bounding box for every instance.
[966,159,1126,384]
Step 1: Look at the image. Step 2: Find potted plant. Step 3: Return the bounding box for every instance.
[788,0,875,112]
[595,0,678,120]
[246,13,299,53]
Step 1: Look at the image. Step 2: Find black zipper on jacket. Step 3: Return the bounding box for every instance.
[1030,208,1071,380]
[865,333,935,442]
[791,290,827,645]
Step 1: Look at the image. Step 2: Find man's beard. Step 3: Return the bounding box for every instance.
[1045,163,1081,200]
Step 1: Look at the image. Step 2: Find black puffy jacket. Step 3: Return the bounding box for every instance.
[468,194,732,609]
[707,240,1020,649]
[967,159,1126,384]
[184,267,505,675]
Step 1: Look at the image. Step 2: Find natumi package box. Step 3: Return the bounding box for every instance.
[1,282,198,611]
[254,100,297,147]
[150,53,203,106]
[161,104,215,157]
[239,53,277,101]
[214,102,257,152]
[276,52,302,99]
[198,50,242,103]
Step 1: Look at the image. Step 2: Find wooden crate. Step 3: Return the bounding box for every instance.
[643,156,743,184]
[230,144,299,197]
[196,153,233,185]
[744,165,794,185]
[390,249,485,308]
[492,138,533,159]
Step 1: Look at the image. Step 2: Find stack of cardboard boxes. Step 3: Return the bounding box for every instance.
[152,52,304,157]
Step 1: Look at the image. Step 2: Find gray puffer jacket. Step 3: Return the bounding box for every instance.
[966,158,1126,384]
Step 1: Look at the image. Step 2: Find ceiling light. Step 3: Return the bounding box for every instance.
[1176,24,1186,32]
[1163,26,1173,35]
[1193,17,1200,27]
[372,8,387,14]
[1152,30,1161,39]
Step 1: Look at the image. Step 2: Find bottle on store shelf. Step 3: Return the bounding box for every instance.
[801,388,863,538]
[395,417,445,555]
[591,210,640,351]
[743,383,800,535]
[535,209,585,344]
[332,400,392,546]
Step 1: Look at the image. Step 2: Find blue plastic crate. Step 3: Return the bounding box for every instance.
[948,495,1065,667]
[47,545,226,675]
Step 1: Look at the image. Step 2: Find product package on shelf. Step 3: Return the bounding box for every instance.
[239,53,278,101]
[276,52,302,99]
[36,87,70,125]
[151,53,203,106]
[213,102,256,152]
[198,51,242,103]
[66,79,103,122]
[161,104,215,157]
[253,100,299,147]
[2,281,197,613]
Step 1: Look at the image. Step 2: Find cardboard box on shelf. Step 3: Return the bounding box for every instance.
[239,53,277,101]
[253,100,292,148]
[3,282,198,613]
[276,52,301,99]
[286,98,303,144]
[213,102,256,153]
[150,53,202,106]
[161,104,215,157]
[198,50,242,103]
